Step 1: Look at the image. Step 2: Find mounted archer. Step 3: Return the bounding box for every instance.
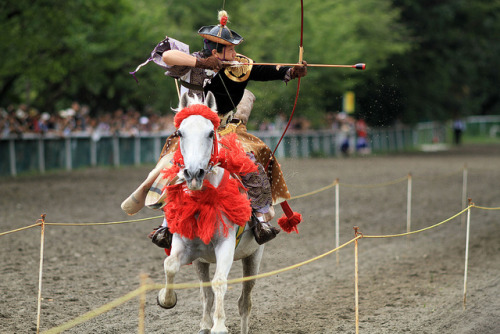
[122,10,305,249]
[160,11,307,117]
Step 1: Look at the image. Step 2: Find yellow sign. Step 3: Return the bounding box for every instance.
[343,91,355,114]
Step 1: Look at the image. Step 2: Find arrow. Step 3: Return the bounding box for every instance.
[223,61,366,70]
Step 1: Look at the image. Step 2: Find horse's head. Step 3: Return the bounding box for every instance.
[174,92,220,190]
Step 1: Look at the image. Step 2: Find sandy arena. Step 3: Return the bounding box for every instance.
[1,144,499,333]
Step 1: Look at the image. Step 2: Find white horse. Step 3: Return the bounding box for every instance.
[157,92,264,334]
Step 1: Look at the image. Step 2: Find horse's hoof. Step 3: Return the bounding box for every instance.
[197,330,210,334]
[157,290,177,309]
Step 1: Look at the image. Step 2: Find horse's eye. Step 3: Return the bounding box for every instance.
[208,130,214,138]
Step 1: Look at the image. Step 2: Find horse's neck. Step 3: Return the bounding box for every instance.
[205,166,226,188]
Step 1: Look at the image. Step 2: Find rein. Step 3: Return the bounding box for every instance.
[208,132,219,172]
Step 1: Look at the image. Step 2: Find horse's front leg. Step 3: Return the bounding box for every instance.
[157,238,188,309]
[194,260,213,334]
[211,233,236,334]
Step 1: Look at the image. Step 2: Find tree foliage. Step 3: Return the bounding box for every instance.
[356,0,500,125]
[0,0,175,114]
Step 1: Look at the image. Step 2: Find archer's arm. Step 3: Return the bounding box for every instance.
[162,50,223,70]
[249,62,307,83]
[162,50,197,67]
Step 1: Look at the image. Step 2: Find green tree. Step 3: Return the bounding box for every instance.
[0,0,176,114]
[357,0,500,125]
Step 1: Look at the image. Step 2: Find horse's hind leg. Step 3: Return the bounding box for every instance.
[238,246,264,334]
[194,260,213,334]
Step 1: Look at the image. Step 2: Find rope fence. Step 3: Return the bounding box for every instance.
[1,165,499,333]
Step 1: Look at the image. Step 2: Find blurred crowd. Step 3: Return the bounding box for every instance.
[0,102,176,139]
[326,111,371,156]
[1,102,370,156]
[255,112,312,133]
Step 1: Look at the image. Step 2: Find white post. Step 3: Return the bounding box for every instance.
[463,201,472,310]
[461,165,468,226]
[90,138,97,167]
[38,137,45,174]
[322,134,330,156]
[335,179,340,265]
[290,136,299,157]
[354,227,360,334]
[134,137,141,166]
[407,173,412,236]
[65,137,72,171]
[138,273,148,334]
[302,134,310,157]
[277,135,285,158]
[154,136,161,157]
[36,215,46,334]
[113,136,120,167]
[9,139,17,176]
[312,134,320,154]
[396,129,403,151]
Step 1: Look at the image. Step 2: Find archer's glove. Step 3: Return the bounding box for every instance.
[195,56,223,71]
[291,61,308,79]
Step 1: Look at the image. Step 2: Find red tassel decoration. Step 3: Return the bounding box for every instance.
[278,201,302,233]
[162,175,251,244]
[218,133,258,175]
[174,104,220,129]
[220,15,228,26]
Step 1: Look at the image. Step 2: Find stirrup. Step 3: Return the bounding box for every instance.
[148,226,173,249]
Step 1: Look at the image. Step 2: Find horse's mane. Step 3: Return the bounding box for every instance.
[171,93,217,114]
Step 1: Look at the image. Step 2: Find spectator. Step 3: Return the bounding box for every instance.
[355,117,371,155]
[39,112,51,133]
[453,118,465,145]
[336,112,355,156]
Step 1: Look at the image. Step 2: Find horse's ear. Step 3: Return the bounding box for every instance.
[205,91,217,112]
[179,93,190,110]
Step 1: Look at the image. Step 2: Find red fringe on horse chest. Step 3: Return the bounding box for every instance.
[163,175,252,244]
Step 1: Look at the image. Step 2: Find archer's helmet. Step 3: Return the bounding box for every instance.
[198,10,243,46]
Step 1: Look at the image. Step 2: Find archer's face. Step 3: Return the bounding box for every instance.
[215,45,236,61]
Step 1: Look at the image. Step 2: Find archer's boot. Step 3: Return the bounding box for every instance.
[148,225,173,249]
[252,215,280,245]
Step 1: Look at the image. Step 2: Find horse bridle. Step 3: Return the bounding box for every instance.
[173,128,220,178]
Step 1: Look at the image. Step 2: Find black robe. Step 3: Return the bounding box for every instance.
[204,61,290,115]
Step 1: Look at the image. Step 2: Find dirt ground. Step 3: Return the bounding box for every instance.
[1,144,499,334]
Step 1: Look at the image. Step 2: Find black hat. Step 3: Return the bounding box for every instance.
[198,11,243,46]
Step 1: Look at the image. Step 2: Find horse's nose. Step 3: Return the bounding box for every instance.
[183,168,205,182]
[183,169,192,182]
[196,169,206,180]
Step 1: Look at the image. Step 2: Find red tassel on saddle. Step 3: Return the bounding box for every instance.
[278,201,302,233]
